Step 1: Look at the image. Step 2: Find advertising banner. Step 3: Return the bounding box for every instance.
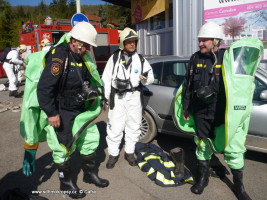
[131,0,169,24]
[204,0,267,59]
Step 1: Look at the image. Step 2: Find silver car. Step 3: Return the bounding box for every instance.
[140,56,267,153]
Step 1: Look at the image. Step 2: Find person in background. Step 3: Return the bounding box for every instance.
[21,22,26,33]
[16,49,26,85]
[3,44,26,97]
[44,16,53,25]
[41,38,53,51]
[25,21,33,32]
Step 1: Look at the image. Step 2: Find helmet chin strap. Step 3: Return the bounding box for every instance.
[124,49,136,56]
[210,38,219,73]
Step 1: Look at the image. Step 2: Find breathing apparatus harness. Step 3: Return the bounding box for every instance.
[189,42,220,104]
[109,49,145,111]
[57,47,103,108]
[52,45,105,158]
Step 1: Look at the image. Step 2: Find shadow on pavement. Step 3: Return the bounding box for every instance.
[0,120,109,198]
[0,152,54,197]
[246,150,267,163]
[155,133,267,197]
[155,134,234,190]
[96,121,108,166]
[63,121,109,182]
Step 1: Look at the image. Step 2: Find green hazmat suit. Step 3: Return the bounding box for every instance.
[20,33,103,164]
[173,37,263,169]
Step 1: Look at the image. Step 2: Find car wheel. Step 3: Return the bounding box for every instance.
[139,110,157,143]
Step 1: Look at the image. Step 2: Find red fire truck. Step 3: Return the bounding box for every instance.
[19,18,119,74]
[0,50,7,78]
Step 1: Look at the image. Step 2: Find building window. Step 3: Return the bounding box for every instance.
[150,11,166,31]
[149,1,173,31]
[169,2,173,27]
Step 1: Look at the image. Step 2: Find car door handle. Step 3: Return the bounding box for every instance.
[143,91,153,96]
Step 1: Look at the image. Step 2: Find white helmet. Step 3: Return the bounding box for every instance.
[197,21,223,40]
[41,38,51,47]
[69,22,97,47]
[17,44,27,52]
[119,27,139,50]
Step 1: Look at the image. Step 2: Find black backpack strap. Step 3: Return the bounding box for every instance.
[137,54,146,114]
[58,55,69,95]
[110,49,121,110]
[138,54,145,74]
[110,52,146,111]
[112,49,121,75]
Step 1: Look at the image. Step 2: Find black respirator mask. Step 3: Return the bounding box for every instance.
[76,81,100,103]
[196,86,216,104]
[196,47,219,104]
[115,78,130,91]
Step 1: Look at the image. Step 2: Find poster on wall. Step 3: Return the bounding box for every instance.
[204,0,267,60]
[131,0,169,24]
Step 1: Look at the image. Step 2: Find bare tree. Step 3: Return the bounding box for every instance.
[223,17,247,41]
[246,10,267,25]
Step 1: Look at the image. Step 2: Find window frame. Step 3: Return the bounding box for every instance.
[161,61,188,88]
[150,60,188,88]
[147,0,173,34]
[253,75,267,101]
[150,62,163,85]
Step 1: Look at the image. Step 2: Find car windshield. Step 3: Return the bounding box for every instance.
[259,60,267,71]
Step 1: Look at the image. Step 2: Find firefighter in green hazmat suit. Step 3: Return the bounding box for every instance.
[20,22,109,199]
[174,22,263,200]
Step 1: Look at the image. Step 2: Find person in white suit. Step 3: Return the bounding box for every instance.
[3,44,26,97]
[102,27,154,169]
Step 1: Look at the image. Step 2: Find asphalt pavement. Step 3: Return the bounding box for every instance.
[0,77,266,200]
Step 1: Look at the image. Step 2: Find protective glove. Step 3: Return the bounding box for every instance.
[139,75,148,82]
[22,149,37,176]
[101,98,109,111]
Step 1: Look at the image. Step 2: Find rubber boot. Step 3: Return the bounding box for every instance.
[124,153,137,166]
[54,161,86,199]
[9,90,18,97]
[106,155,119,169]
[231,169,251,200]
[170,147,184,178]
[80,153,109,188]
[191,160,210,194]
[9,90,23,98]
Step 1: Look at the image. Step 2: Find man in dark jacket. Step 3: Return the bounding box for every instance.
[182,22,251,200]
[22,22,109,199]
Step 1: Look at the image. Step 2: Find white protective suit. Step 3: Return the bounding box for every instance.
[3,50,23,91]
[102,51,154,156]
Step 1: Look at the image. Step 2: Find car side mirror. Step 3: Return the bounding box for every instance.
[259,90,267,101]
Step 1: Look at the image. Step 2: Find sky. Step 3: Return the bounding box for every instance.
[7,0,107,6]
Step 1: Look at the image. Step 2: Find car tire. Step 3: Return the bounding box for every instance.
[139,110,157,143]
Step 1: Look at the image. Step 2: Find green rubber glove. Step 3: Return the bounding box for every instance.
[22,149,37,176]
